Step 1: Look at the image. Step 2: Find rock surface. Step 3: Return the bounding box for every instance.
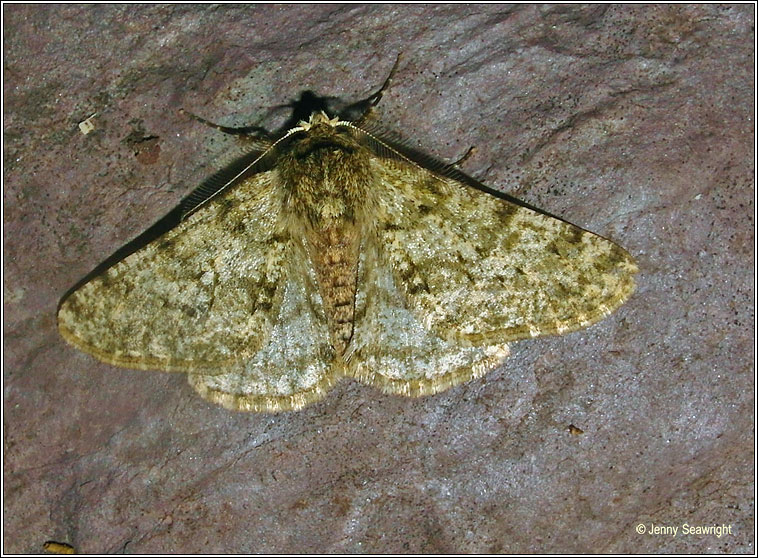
[4,4,753,553]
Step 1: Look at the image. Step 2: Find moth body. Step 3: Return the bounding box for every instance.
[279,113,376,356]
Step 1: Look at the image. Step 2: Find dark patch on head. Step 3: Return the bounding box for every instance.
[291,130,357,161]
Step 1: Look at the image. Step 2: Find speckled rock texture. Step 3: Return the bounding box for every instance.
[4,4,753,554]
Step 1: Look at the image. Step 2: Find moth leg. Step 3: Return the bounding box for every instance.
[451,146,476,167]
[353,54,403,124]
[178,108,273,150]
[367,53,402,108]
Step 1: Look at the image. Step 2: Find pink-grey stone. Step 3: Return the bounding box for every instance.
[4,4,753,553]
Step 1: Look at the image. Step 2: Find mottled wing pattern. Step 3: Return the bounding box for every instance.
[363,150,638,348]
[187,247,336,411]
[347,241,511,396]
[58,170,295,375]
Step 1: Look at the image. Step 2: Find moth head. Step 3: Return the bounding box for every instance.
[298,111,341,131]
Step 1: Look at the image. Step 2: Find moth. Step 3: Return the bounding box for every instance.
[58,58,638,412]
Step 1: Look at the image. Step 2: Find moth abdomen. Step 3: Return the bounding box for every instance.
[307,223,361,357]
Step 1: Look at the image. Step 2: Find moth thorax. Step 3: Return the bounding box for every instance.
[284,142,372,228]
